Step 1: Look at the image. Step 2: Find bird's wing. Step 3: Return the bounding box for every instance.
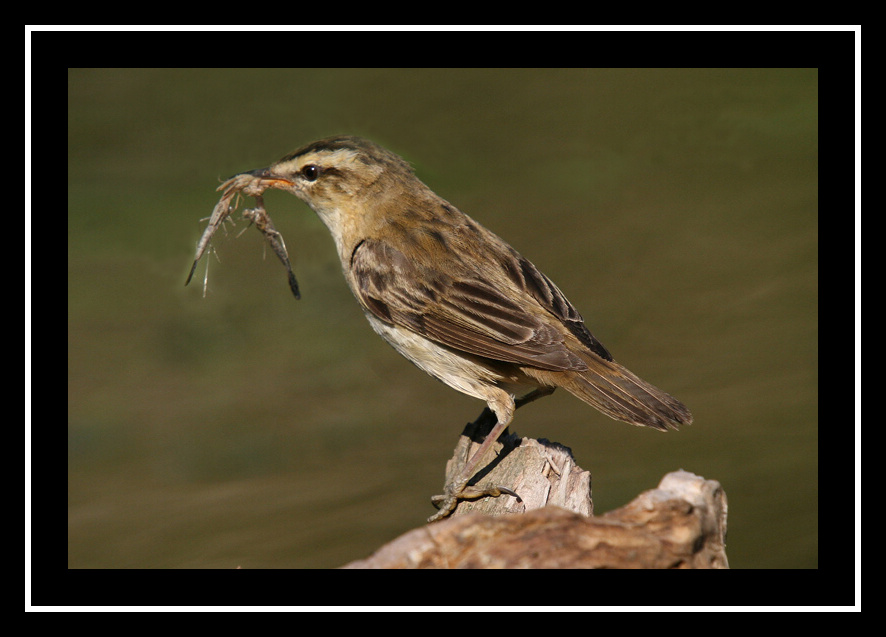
[349,239,609,372]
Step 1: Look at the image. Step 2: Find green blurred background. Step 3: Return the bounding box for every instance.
[67,68,817,568]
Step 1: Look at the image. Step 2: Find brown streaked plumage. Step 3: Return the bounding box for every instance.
[195,136,692,521]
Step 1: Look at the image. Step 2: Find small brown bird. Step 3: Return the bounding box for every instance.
[206,136,692,521]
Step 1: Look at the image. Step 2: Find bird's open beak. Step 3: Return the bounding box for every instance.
[242,167,295,190]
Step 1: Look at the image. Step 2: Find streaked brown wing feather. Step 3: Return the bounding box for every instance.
[501,252,613,361]
[350,239,589,372]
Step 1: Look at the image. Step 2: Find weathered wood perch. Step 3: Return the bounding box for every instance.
[343,418,728,568]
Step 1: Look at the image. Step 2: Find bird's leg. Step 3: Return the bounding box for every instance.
[428,387,554,522]
[514,386,556,410]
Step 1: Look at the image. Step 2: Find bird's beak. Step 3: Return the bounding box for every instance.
[242,167,295,190]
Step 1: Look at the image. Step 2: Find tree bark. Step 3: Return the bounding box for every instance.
[343,421,728,569]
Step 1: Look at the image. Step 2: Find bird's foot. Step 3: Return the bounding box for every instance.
[427,478,521,523]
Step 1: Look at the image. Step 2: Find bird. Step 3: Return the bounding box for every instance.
[209,135,692,521]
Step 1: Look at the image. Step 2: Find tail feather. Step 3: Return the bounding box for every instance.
[554,356,693,431]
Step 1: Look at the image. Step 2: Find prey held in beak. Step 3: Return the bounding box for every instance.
[186,169,300,299]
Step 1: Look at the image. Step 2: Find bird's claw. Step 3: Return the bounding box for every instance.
[427,479,521,523]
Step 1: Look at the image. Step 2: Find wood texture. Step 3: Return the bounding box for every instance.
[343,417,728,569]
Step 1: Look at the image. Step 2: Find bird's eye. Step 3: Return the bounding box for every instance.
[301,165,320,181]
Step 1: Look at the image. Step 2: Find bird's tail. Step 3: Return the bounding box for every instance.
[553,354,693,431]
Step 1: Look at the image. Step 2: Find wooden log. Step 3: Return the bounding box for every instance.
[343,418,728,568]
[432,415,593,519]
